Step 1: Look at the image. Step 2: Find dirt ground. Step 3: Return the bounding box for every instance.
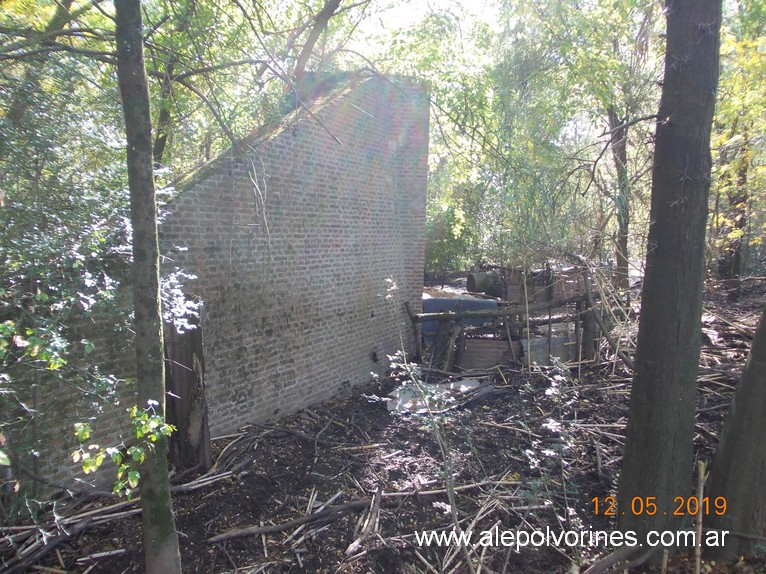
[3,283,765,574]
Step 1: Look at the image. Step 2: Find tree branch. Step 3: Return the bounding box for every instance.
[293,0,342,81]
[169,58,269,82]
[173,77,237,145]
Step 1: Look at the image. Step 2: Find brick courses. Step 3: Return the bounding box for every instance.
[20,74,428,490]
[159,74,429,436]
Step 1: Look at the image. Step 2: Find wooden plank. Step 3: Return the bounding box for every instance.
[405,294,587,323]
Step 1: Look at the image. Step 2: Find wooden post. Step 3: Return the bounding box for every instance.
[575,300,583,360]
[165,320,212,472]
[442,321,463,372]
[582,306,597,361]
[404,301,423,360]
[431,319,451,370]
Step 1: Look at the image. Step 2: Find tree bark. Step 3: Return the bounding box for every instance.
[165,320,212,472]
[153,62,175,167]
[115,1,182,572]
[607,105,631,294]
[706,304,766,559]
[617,0,721,547]
[293,0,342,83]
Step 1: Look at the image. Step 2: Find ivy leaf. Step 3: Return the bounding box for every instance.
[127,470,140,489]
[82,339,96,354]
[74,422,92,443]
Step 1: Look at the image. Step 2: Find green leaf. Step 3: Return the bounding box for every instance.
[127,445,145,464]
[108,448,123,466]
[127,470,140,489]
[74,422,92,443]
[0,449,10,466]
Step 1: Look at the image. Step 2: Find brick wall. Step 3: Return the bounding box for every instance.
[9,293,137,491]
[159,75,429,436]
[7,75,427,495]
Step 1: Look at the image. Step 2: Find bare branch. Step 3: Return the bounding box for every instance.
[173,77,237,145]
[598,114,658,137]
[170,58,269,82]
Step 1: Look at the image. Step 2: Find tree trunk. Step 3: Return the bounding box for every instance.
[166,320,212,472]
[617,0,721,547]
[607,105,631,294]
[718,132,750,302]
[152,3,195,167]
[293,0,342,83]
[3,0,74,130]
[153,62,175,167]
[115,1,182,572]
[706,304,766,559]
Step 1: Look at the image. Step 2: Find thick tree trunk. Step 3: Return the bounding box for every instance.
[115,1,182,572]
[293,0,342,83]
[617,0,721,547]
[707,304,766,559]
[607,106,630,294]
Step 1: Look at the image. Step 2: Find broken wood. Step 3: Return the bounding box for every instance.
[2,519,92,574]
[207,500,372,543]
[165,319,212,472]
[443,321,463,371]
[405,295,588,323]
[344,486,381,556]
[583,276,634,370]
[207,479,513,544]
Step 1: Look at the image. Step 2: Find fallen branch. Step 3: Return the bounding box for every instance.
[3,519,92,574]
[208,500,371,543]
[76,548,128,564]
[703,308,755,340]
[345,485,381,556]
[207,478,518,544]
[582,545,657,574]
[583,274,635,371]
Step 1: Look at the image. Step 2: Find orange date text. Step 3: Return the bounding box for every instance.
[591,496,727,517]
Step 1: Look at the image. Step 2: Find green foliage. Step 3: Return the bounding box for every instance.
[490,0,661,265]
[0,0,762,526]
[0,0,376,524]
[709,0,766,274]
[425,202,474,275]
[72,402,175,498]
[367,0,664,271]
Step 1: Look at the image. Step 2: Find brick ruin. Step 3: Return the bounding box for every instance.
[159,74,429,438]
[15,73,428,490]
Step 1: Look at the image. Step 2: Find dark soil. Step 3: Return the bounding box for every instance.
[3,283,765,574]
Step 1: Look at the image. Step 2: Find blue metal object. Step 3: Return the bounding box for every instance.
[421,297,498,346]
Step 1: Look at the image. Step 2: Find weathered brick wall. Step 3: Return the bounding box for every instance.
[8,294,136,492]
[159,75,428,435]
